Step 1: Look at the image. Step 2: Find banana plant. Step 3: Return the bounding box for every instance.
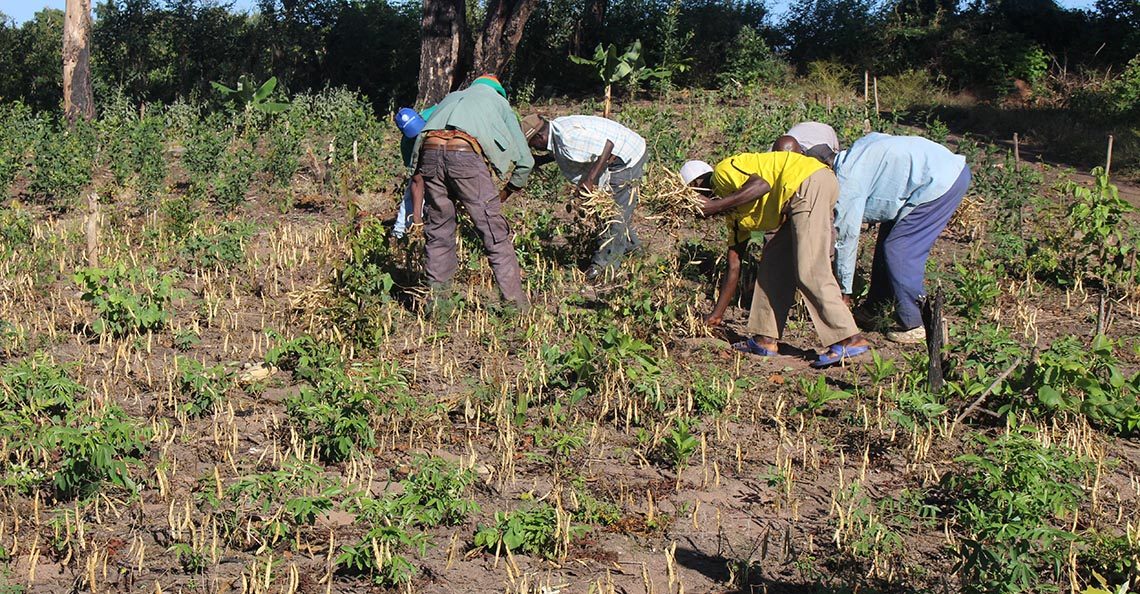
[570,40,669,117]
[211,75,290,114]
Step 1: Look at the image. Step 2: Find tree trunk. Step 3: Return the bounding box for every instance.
[416,0,469,106]
[470,0,538,80]
[572,0,607,56]
[63,0,95,125]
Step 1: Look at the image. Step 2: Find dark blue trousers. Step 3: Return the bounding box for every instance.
[867,166,971,329]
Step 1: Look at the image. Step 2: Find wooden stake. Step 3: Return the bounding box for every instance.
[863,70,869,103]
[873,76,879,114]
[85,193,99,268]
[1013,133,1020,171]
[921,288,945,394]
[1106,134,1114,178]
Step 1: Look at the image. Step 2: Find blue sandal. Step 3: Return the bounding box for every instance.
[810,343,870,368]
[732,337,778,357]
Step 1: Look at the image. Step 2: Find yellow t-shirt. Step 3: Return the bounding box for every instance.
[712,152,826,245]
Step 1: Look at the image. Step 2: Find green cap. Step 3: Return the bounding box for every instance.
[471,74,507,99]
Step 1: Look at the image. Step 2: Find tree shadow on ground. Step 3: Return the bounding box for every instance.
[672,543,902,593]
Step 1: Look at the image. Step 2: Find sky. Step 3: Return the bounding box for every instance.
[1,0,1100,26]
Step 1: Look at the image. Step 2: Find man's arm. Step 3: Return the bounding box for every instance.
[533,153,556,168]
[698,174,771,217]
[706,242,745,326]
[577,139,615,194]
[505,105,535,190]
[833,187,868,295]
[410,173,425,225]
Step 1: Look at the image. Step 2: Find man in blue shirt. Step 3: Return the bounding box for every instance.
[808,132,971,343]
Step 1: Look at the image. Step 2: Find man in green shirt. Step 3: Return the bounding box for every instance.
[410,75,534,310]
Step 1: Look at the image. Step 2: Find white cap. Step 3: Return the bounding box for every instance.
[786,122,840,152]
[680,160,714,185]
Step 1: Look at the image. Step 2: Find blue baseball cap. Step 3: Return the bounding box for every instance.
[394,107,426,138]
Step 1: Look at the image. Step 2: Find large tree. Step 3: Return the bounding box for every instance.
[415,0,537,105]
[63,0,94,123]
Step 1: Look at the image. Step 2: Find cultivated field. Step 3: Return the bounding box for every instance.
[0,89,1137,594]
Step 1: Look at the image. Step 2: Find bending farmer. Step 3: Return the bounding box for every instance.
[811,132,971,343]
[682,148,869,368]
[410,75,534,310]
[521,114,647,281]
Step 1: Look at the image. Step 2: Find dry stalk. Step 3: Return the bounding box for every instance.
[640,165,705,223]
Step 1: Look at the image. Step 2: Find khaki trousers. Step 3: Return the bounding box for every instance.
[746,168,859,346]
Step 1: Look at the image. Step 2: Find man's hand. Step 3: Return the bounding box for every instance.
[498,188,511,203]
[577,180,596,196]
[842,294,853,307]
[704,313,723,327]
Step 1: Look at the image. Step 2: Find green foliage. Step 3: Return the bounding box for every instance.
[0,204,32,259]
[180,221,253,271]
[268,334,405,462]
[46,405,150,499]
[570,39,670,103]
[1047,169,1138,294]
[950,259,1003,318]
[661,417,699,471]
[335,456,476,586]
[168,543,207,574]
[792,376,852,415]
[74,264,181,337]
[211,75,290,114]
[221,459,342,547]
[947,428,1089,594]
[1030,335,1140,435]
[718,26,788,88]
[474,503,581,559]
[175,357,233,418]
[29,123,93,207]
[396,455,479,527]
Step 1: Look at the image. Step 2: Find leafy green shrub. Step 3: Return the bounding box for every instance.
[946,428,1089,594]
[74,264,182,337]
[221,459,342,547]
[46,406,150,499]
[269,334,405,462]
[284,370,379,463]
[1030,335,1140,435]
[950,259,1003,318]
[474,503,582,559]
[180,221,253,270]
[175,357,233,417]
[397,456,479,527]
[661,417,699,472]
[211,145,257,210]
[1040,169,1138,294]
[0,102,47,196]
[718,26,789,88]
[0,205,33,258]
[877,70,943,111]
[29,123,94,207]
[335,455,476,586]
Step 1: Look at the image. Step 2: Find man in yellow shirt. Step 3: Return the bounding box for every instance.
[682,138,869,367]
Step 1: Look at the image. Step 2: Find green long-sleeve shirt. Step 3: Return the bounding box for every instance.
[410,84,534,188]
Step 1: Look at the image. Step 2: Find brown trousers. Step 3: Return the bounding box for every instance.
[420,148,528,307]
[746,168,859,346]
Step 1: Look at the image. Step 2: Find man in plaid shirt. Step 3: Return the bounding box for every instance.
[521,114,647,282]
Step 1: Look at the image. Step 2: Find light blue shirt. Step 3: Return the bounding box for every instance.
[832,133,967,294]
